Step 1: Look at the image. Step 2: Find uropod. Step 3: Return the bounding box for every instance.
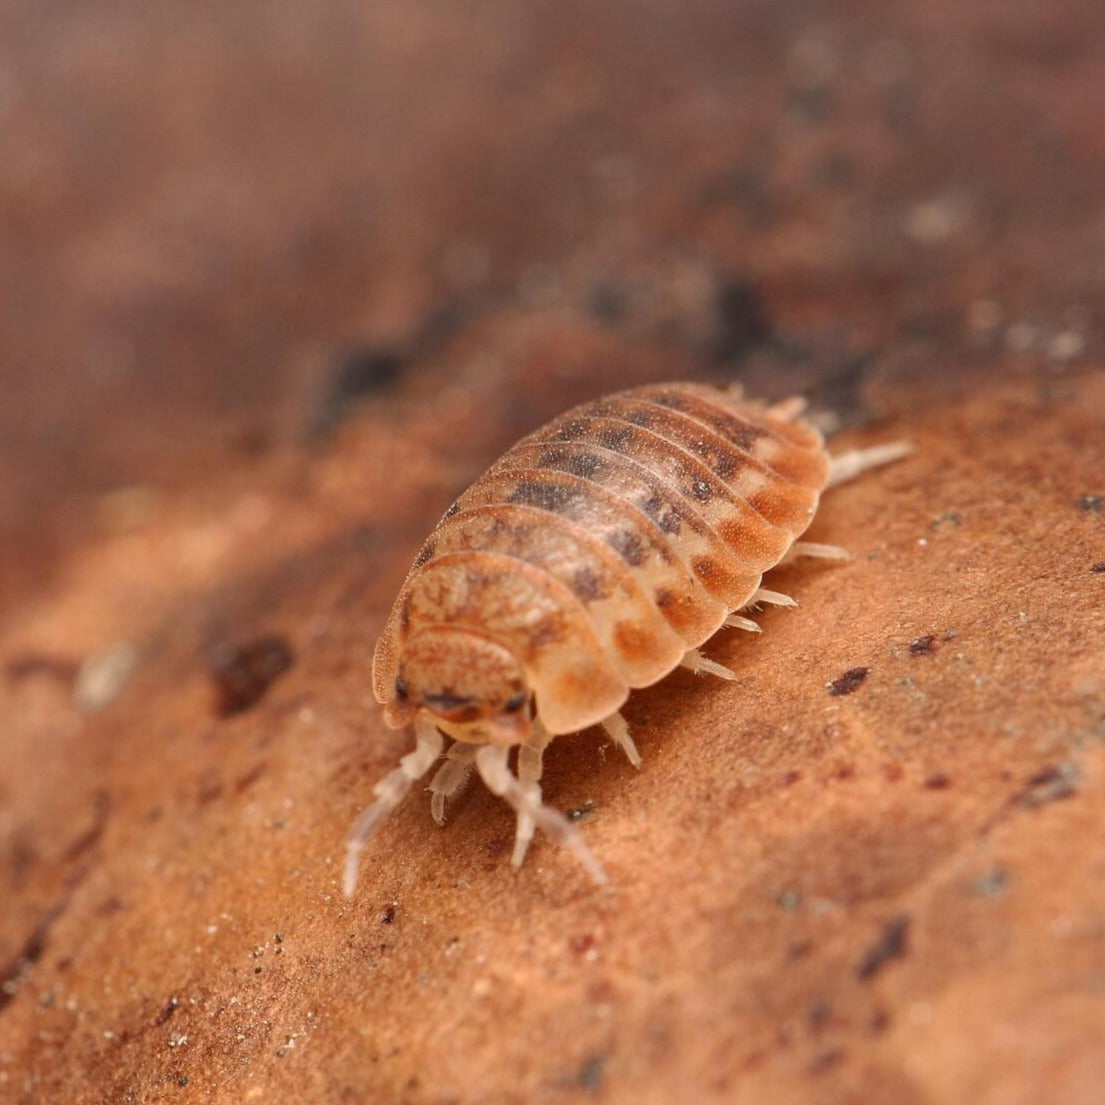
[343,381,909,895]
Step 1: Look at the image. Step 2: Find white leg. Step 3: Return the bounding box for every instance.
[512,724,553,868]
[680,648,737,681]
[827,441,912,488]
[343,717,444,898]
[475,744,608,885]
[428,742,478,825]
[767,395,808,421]
[781,540,851,563]
[601,711,641,768]
[748,587,797,608]
[724,613,761,633]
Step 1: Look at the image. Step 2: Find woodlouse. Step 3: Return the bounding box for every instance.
[344,381,910,894]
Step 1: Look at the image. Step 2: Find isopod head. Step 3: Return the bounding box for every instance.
[387,627,533,746]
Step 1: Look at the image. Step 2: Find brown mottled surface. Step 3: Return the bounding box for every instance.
[1,1,1103,1103]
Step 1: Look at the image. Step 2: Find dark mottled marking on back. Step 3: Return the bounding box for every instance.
[413,540,436,568]
[571,565,608,602]
[654,587,675,609]
[538,448,605,480]
[608,530,647,566]
[686,438,738,479]
[624,407,656,429]
[689,478,713,502]
[639,495,682,535]
[508,480,578,512]
[552,420,589,443]
[649,391,768,451]
[530,617,566,649]
[598,425,634,453]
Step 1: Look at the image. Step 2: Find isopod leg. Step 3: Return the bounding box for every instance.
[343,717,444,899]
[680,648,737,681]
[781,540,851,563]
[511,723,553,868]
[748,587,797,608]
[827,441,912,487]
[724,613,761,633]
[475,744,608,886]
[601,711,641,768]
[766,395,808,421]
[428,741,478,825]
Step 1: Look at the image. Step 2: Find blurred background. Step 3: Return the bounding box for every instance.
[3,4,1104,1102]
[3,0,1100,614]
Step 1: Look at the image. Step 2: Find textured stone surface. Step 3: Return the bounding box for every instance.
[2,1,1103,1103]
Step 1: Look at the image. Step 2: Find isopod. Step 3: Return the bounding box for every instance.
[343,381,909,894]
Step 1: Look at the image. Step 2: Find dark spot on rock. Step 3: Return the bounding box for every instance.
[577,1055,606,1093]
[1092,562,1105,573]
[807,1047,846,1075]
[608,530,647,566]
[569,933,596,955]
[0,901,67,1012]
[777,889,802,911]
[1077,494,1102,513]
[209,635,294,717]
[154,997,180,1027]
[807,997,833,1031]
[856,915,910,980]
[711,277,773,363]
[909,634,936,656]
[571,566,607,602]
[309,346,407,439]
[1014,763,1079,808]
[973,865,1009,898]
[64,790,110,860]
[923,772,951,789]
[566,802,595,823]
[413,540,436,568]
[827,667,870,696]
[929,510,964,529]
[381,905,396,925]
[4,651,80,685]
[234,762,267,794]
[587,281,631,323]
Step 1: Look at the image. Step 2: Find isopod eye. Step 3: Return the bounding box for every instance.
[394,676,409,700]
[503,692,528,713]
